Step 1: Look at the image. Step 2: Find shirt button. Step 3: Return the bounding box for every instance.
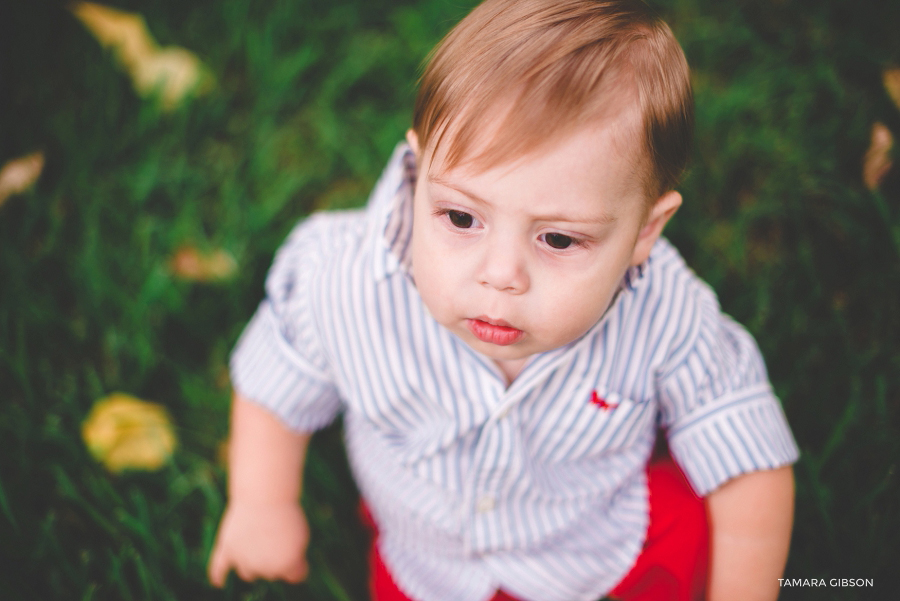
[496,406,511,419]
[477,496,496,513]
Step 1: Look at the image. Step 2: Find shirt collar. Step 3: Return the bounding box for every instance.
[370,142,417,282]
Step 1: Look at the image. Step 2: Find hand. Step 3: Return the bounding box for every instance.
[208,500,310,587]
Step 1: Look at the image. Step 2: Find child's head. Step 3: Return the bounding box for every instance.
[412,0,693,201]
[407,0,693,373]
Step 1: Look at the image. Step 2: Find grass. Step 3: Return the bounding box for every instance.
[1,0,898,599]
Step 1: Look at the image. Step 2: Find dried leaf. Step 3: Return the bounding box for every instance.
[214,365,231,390]
[0,152,45,207]
[70,2,155,61]
[217,440,229,468]
[71,2,213,110]
[863,122,893,191]
[884,68,900,113]
[315,178,371,211]
[169,246,238,282]
[82,393,177,473]
[130,47,209,110]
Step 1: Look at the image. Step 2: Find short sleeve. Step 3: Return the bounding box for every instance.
[229,216,342,432]
[657,287,799,496]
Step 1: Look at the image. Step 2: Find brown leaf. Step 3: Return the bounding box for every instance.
[168,246,238,282]
[884,68,900,113]
[863,122,893,191]
[71,2,155,62]
[131,47,210,110]
[216,439,229,468]
[71,2,212,110]
[0,152,45,207]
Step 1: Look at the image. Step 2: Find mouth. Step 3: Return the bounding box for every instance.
[467,316,525,346]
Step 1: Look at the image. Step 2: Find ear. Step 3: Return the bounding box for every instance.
[630,190,682,266]
[405,129,420,157]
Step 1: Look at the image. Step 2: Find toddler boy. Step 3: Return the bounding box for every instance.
[208,1,799,600]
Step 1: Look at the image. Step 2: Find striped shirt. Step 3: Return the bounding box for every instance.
[230,143,799,601]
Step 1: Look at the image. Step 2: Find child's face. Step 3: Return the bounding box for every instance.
[408,117,680,371]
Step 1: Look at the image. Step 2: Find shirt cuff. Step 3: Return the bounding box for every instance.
[230,303,342,432]
[666,383,800,496]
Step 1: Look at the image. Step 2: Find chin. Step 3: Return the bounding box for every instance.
[469,338,533,360]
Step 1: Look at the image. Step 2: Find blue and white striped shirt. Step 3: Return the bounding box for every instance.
[230,143,799,601]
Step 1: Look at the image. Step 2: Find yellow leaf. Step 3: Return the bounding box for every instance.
[130,46,210,110]
[71,2,213,110]
[863,122,893,191]
[0,152,45,207]
[168,246,238,282]
[70,2,156,63]
[82,393,177,473]
[884,68,900,113]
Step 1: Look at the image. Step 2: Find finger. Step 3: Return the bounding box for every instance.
[283,558,309,584]
[235,564,256,583]
[207,546,229,588]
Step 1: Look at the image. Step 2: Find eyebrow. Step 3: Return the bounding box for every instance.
[428,174,618,226]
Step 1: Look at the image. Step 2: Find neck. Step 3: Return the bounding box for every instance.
[494,357,529,386]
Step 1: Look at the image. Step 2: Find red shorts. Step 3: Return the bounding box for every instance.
[364,454,709,601]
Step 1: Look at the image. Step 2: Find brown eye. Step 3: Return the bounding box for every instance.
[448,210,474,228]
[544,233,574,249]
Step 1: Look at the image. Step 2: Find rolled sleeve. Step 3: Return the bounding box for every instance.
[229,215,343,432]
[230,303,342,432]
[665,384,798,495]
[658,295,799,496]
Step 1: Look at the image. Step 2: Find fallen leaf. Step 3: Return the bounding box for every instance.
[0,152,45,207]
[70,2,155,59]
[130,46,209,110]
[315,178,371,211]
[71,2,213,110]
[82,393,177,473]
[168,246,238,282]
[217,439,229,468]
[884,68,900,113]
[214,365,231,390]
[863,122,893,191]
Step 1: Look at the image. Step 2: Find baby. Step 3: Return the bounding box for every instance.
[208,1,799,600]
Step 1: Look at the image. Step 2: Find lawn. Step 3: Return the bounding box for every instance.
[1,0,898,600]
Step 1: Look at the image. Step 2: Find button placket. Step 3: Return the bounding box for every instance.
[459,352,556,553]
[467,414,523,551]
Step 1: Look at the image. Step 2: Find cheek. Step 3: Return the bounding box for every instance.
[411,231,457,313]
[536,269,622,333]
[546,292,608,336]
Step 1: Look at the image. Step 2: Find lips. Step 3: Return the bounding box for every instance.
[467,317,524,346]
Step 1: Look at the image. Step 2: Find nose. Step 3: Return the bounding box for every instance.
[477,235,530,294]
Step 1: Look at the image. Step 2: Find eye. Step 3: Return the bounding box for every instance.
[447,210,475,229]
[543,232,575,249]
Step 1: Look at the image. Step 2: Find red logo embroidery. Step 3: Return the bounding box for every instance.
[590,391,618,410]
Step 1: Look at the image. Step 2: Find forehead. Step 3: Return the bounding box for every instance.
[423,99,648,203]
[422,110,649,218]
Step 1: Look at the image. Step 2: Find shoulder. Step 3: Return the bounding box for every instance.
[642,237,718,308]
[622,237,724,370]
[638,239,772,394]
[277,209,368,261]
[265,209,368,305]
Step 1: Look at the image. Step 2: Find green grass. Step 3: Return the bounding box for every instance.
[1,0,898,599]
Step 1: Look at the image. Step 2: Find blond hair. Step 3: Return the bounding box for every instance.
[413,0,693,198]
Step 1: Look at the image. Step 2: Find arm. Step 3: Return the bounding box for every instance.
[705,465,794,601]
[208,392,313,586]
